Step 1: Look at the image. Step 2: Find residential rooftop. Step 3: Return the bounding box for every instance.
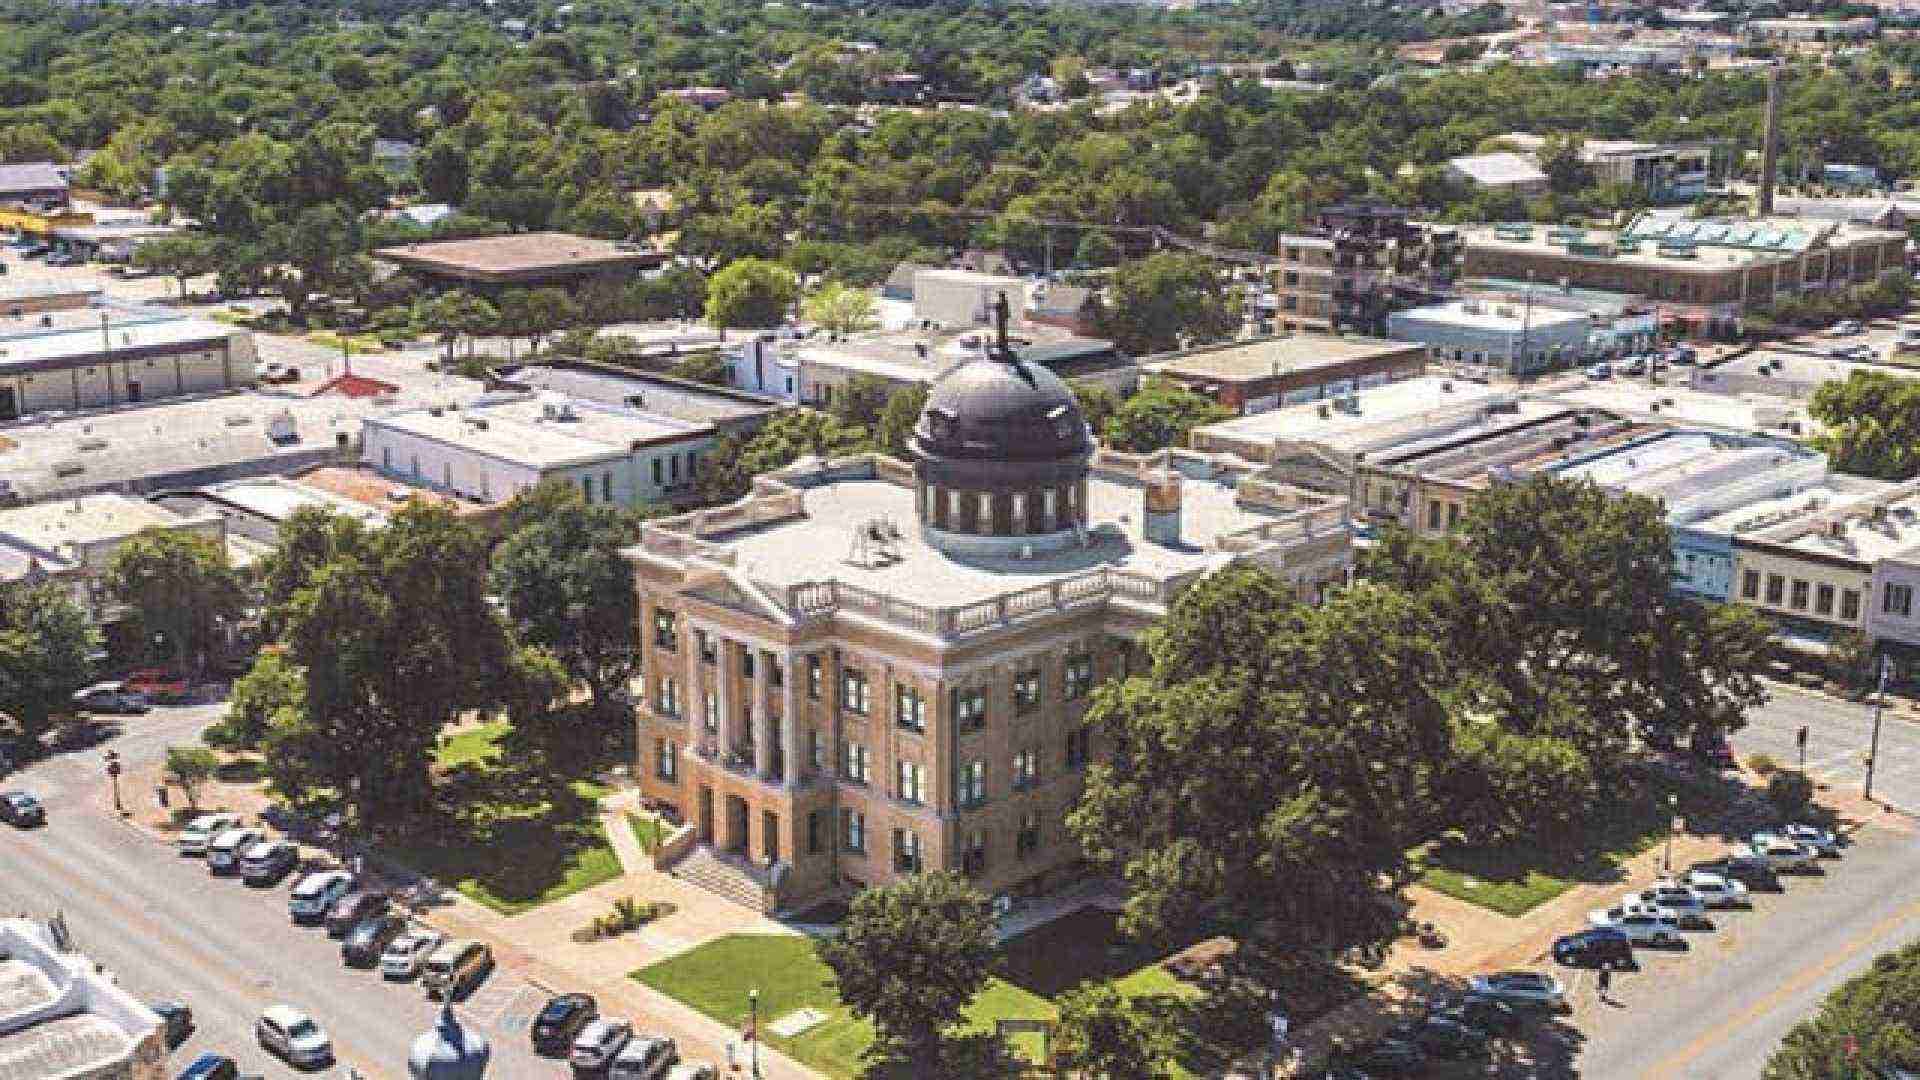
[195,474,392,526]
[1143,333,1423,384]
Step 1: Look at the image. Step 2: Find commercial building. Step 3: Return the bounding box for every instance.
[149,472,397,565]
[735,325,1133,404]
[362,393,718,509]
[0,493,226,625]
[491,361,783,439]
[907,268,1032,329]
[1386,298,1592,377]
[1142,334,1427,413]
[372,232,666,293]
[1550,379,1813,437]
[1748,16,1877,41]
[1773,196,1920,230]
[0,917,167,1080]
[1444,152,1549,197]
[1459,215,1907,336]
[1273,204,1460,335]
[0,308,257,419]
[629,333,1351,911]
[1457,277,1658,355]
[1497,133,1716,204]
[0,161,69,206]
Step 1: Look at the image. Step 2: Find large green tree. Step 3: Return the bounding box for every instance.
[705,257,798,331]
[0,582,97,744]
[1103,377,1230,453]
[698,409,872,502]
[815,872,997,1067]
[1810,370,1920,481]
[1765,936,1920,1077]
[1096,253,1240,356]
[105,529,245,673]
[1052,981,1169,1080]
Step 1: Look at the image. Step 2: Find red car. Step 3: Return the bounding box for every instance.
[125,668,189,703]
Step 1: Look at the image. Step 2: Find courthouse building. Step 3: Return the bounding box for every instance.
[628,327,1352,911]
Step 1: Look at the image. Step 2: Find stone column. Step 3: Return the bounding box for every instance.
[782,654,803,788]
[753,648,773,780]
[715,637,735,752]
[684,620,702,742]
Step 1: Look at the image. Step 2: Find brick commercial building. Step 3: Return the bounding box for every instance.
[628,327,1352,912]
[1143,333,1427,414]
[1273,203,1459,335]
[1459,215,1908,337]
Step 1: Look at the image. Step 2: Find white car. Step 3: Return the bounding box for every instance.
[1630,883,1709,925]
[205,827,265,873]
[380,929,445,980]
[1587,903,1683,947]
[1749,834,1821,872]
[1779,823,1842,857]
[1466,970,1567,1012]
[256,1004,332,1067]
[1675,871,1750,909]
[1829,320,1864,336]
[289,870,355,924]
[177,812,241,857]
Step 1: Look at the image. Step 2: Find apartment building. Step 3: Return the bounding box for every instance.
[1273,204,1459,335]
[628,336,1351,911]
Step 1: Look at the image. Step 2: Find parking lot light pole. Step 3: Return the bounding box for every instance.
[1662,792,1679,873]
[749,988,760,1079]
[1865,656,1890,803]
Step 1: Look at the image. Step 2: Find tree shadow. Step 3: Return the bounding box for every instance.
[1362,968,1586,1080]
[857,1032,1027,1080]
[215,757,265,784]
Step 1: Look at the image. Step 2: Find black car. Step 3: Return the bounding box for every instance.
[341,914,408,967]
[1391,1015,1491,1060]
[531,992,598,1055]
[151,1001,194,1048]
[325,890,390,938]
[1553,927,1636,970]
[0,791,45,827]
[1330,1036,1427,1077]
[1690,854,1783,893]
[1438,995,1524,1036]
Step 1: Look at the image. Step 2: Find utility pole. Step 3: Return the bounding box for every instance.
[1865,655,1890,802]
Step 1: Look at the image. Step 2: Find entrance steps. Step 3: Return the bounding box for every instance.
[670,844,775,914]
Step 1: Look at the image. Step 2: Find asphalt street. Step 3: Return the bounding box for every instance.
[1734,684,1920,813]
[0,703,568,1080]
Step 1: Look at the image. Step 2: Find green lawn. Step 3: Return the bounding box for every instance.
[627,812,665,854]
[634,934,1057,1078]
[379,721,624,916]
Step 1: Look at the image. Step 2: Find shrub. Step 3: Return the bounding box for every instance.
[1747,752,1780,776]
[1768,769,1815,816]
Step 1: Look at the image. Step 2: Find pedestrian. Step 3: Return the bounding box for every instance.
[1597,965,1613,1003]
[725,1039,739,1072]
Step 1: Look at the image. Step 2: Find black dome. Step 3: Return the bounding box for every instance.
[912,355,1093,463]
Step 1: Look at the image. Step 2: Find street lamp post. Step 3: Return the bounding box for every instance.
[104,749,123,814]
[1662,792,1679,873]
[748,988,761,1078]
[1865,655,1891,803]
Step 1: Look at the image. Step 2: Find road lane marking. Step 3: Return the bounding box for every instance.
[1643,895,1920,1078]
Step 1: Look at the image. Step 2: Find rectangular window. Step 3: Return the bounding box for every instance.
[808,811,823,855]
[1427,500,1442,530]
[653,610,678,650]
[742,651,755,681]
[602,472,613,503]
[1817,583,1835,616]
[581,475,593,503]
[892,828,922,874]
[895,684,925,731]
[654,677,679,717]
[963,830,987,877]
[1066,728,1091,769]
[702,691,718,734]
[807,655,823,699]
[1014,670,1042,713]
[1742,570,1760,600]
[1010,493,1026,533]
[669,454,680,481]
[841,667,870,715]
[697,630,717,665]
[809,728,824,770]
[1064,655,1094,700]
[954,688,987,731]
[1016,812,1040,858]
[652,458,664,485]
[1843,589,1862,621]
[840,741,870,784]
[1766,574,1785,605]
[1446,503,1460,530]
[1791,580,1810,611]
[769,661,783,688]
[842,810,865,853]
[958,760,985,807]
[655,738,677,781]
[896,760,924,805]
[1013,748,1039,790]
[1888,583,1915,619]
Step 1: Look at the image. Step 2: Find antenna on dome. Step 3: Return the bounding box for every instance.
[992,291,1013,360]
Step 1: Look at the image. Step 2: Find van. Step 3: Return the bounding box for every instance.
[205,827,264,874]
[422,940,492,1000]
[608,1035,678,1080]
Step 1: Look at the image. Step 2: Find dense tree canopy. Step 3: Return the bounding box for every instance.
[1765,936,1920,1078]
[0,582,97,744]
[105,529,246,672]
[1810,369,1920,481]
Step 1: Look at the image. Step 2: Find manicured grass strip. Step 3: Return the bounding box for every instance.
[389,819,622,917]
[627,811,665,853]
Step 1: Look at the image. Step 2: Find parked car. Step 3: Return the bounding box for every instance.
[533,993,599,1055]
[177,812,242,857]
[205,827,265,874]
[1631,883,1712,927]
[1674,871,1751,909]
[1779,823,1842,857]
[342,914,408,967]
[71,681,150,714]
[256,1004,332,1068]
[1467,971,1568,1012]
[258,362,302,385]
[663,1064,719,1080]
[289,870,354,924]
[423,939,492,1001]
[381,928,445,981]
[325,889,390,938]
[1749,834,1821,872]
[1830,320,1864,336]
[1586,362,1613,380]
[1690,853,1782,892]
[152,1001,194,1048]
[1622,356,1648,375]
[1587,903,1684,947]
[570,1017,635,1073]
[240,840,300,886]
[0,791,45,827]
[1552,927,1635,970]
[176,1052,239,1080]
[1672,344,1698,364]
[1436,995,1522,1036]
[125,668,190,703]
[609,1034,679,1080]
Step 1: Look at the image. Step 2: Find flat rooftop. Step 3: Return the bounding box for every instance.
[1194,376,1505,448]
[199,475,390,525]
[0,492,201,553]
[1549,381,1812,434]
[1393,300,1589,332]
[0,1011,131,1080]
[497,363,776,424]
[1688,478,1892,540]
[0,313,235,373]
[798,324,1104,384]
[1776,497,1920,562]
[373,232,662,280]
[1145,334,1422,384]
[1379,402,1652,483]
[1461,215,1900,272]
[697,469,1314,608]
[371,395,705,469]
[1706,349,1920,388]
[290,465,480,516]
